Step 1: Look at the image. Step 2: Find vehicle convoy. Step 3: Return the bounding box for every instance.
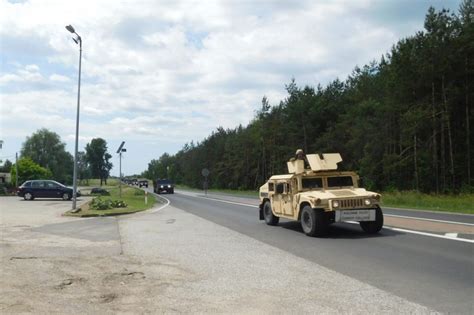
[154,179,174,194]
[258,151,383,236]
[17,180,81,201]
[138,179,149,188]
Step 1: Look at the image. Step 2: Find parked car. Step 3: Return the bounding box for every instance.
[17,180,81,201]
[154,179,174,194]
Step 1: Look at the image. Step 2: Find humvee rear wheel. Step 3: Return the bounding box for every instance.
[300,206,328,237]
[263,201,279,226]
[360,206,384,234]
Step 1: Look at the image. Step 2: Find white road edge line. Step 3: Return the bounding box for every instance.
[149,192,171,213]
[187,193,474,244]
[385,214,474,227]
[194,195,258,208]
[346,221,473,243]
[197,194,474,227]
[384,227,474,244]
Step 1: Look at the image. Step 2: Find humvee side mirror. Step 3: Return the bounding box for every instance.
[276,183,284,194]
[359,177,364,187]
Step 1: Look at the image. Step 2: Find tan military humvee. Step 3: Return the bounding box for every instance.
[258,152,383,237]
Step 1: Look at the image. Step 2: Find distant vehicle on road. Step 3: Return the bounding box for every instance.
[154,179,174,194]
[17,180,81,201]
[259,151,383,237]
[138,180,148,188]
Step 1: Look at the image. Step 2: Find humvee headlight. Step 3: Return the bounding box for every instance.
[364,199,371,206]
[160,185,164,188]
[332,201,339,208]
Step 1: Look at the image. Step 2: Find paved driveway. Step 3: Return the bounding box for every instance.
[0,196,91,227]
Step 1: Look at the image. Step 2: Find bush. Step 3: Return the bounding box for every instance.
[0,183,7,195]
[90,187,110,196]
[134,189,144,196]
[89,197,127,210]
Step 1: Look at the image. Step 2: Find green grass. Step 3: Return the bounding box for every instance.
[381,191,474,214]
[65,185,158,217]
[78,178,120,187]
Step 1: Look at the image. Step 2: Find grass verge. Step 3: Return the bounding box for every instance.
[381,191,474,214]
[64,186,158,217]
[78,178,120,187]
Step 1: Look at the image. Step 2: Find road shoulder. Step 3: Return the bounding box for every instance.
[119,203,437,313]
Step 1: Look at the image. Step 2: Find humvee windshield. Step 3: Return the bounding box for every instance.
[327,176,353,187]
[157,179,172,185]
[302,178,323,189]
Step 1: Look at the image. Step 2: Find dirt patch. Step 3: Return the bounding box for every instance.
[0,255,193,313]
[385,216,474,234]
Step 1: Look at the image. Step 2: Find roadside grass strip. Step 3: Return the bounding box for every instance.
[65,186,156,217]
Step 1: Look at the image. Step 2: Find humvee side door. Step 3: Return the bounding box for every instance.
[282,180,295,217]
[272,181,294,217]
[272,182,284,214]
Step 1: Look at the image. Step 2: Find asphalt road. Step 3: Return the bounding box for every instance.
[161,190,474,315]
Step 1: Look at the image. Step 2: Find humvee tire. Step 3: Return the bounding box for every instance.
[263,201,279,226]
[300,205,328,237]
[360,206,384,234]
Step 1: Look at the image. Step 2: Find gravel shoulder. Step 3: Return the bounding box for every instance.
[1,196,437,313]
[120,204,437,313]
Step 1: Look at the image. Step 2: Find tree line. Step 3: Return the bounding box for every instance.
[5,128,113,186]
[144,2,473,194]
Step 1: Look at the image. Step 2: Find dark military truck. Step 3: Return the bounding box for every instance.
[154,179,174,194]
[138,180,149,188]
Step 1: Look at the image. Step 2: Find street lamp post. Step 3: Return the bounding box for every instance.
[116,141,126,198]
[66,25,82,210]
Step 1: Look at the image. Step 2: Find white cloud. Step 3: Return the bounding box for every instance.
[49,74,70,82]
[0,0,459,173]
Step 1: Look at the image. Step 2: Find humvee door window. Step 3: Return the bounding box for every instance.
[276,183,284,194]
[268,183,274,191]
[302,178,322,189]
[327,176,353,187]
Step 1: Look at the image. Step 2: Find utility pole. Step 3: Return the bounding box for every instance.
[116,141,126,198]
[65,24,82,210]
[15,152,18,188]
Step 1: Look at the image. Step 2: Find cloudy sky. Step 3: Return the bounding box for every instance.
[0,0,462,176]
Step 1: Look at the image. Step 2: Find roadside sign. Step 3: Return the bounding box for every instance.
[202,168,210,195]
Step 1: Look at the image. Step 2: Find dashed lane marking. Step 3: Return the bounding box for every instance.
[445,233,459,238]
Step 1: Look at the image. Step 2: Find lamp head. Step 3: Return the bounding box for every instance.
[65,25,75,33]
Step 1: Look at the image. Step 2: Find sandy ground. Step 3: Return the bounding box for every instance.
[0,197,437,314]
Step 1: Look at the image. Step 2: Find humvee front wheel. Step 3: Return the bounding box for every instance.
[300,206,328,237]
[360,206,384,234]
[263,201,279,226]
